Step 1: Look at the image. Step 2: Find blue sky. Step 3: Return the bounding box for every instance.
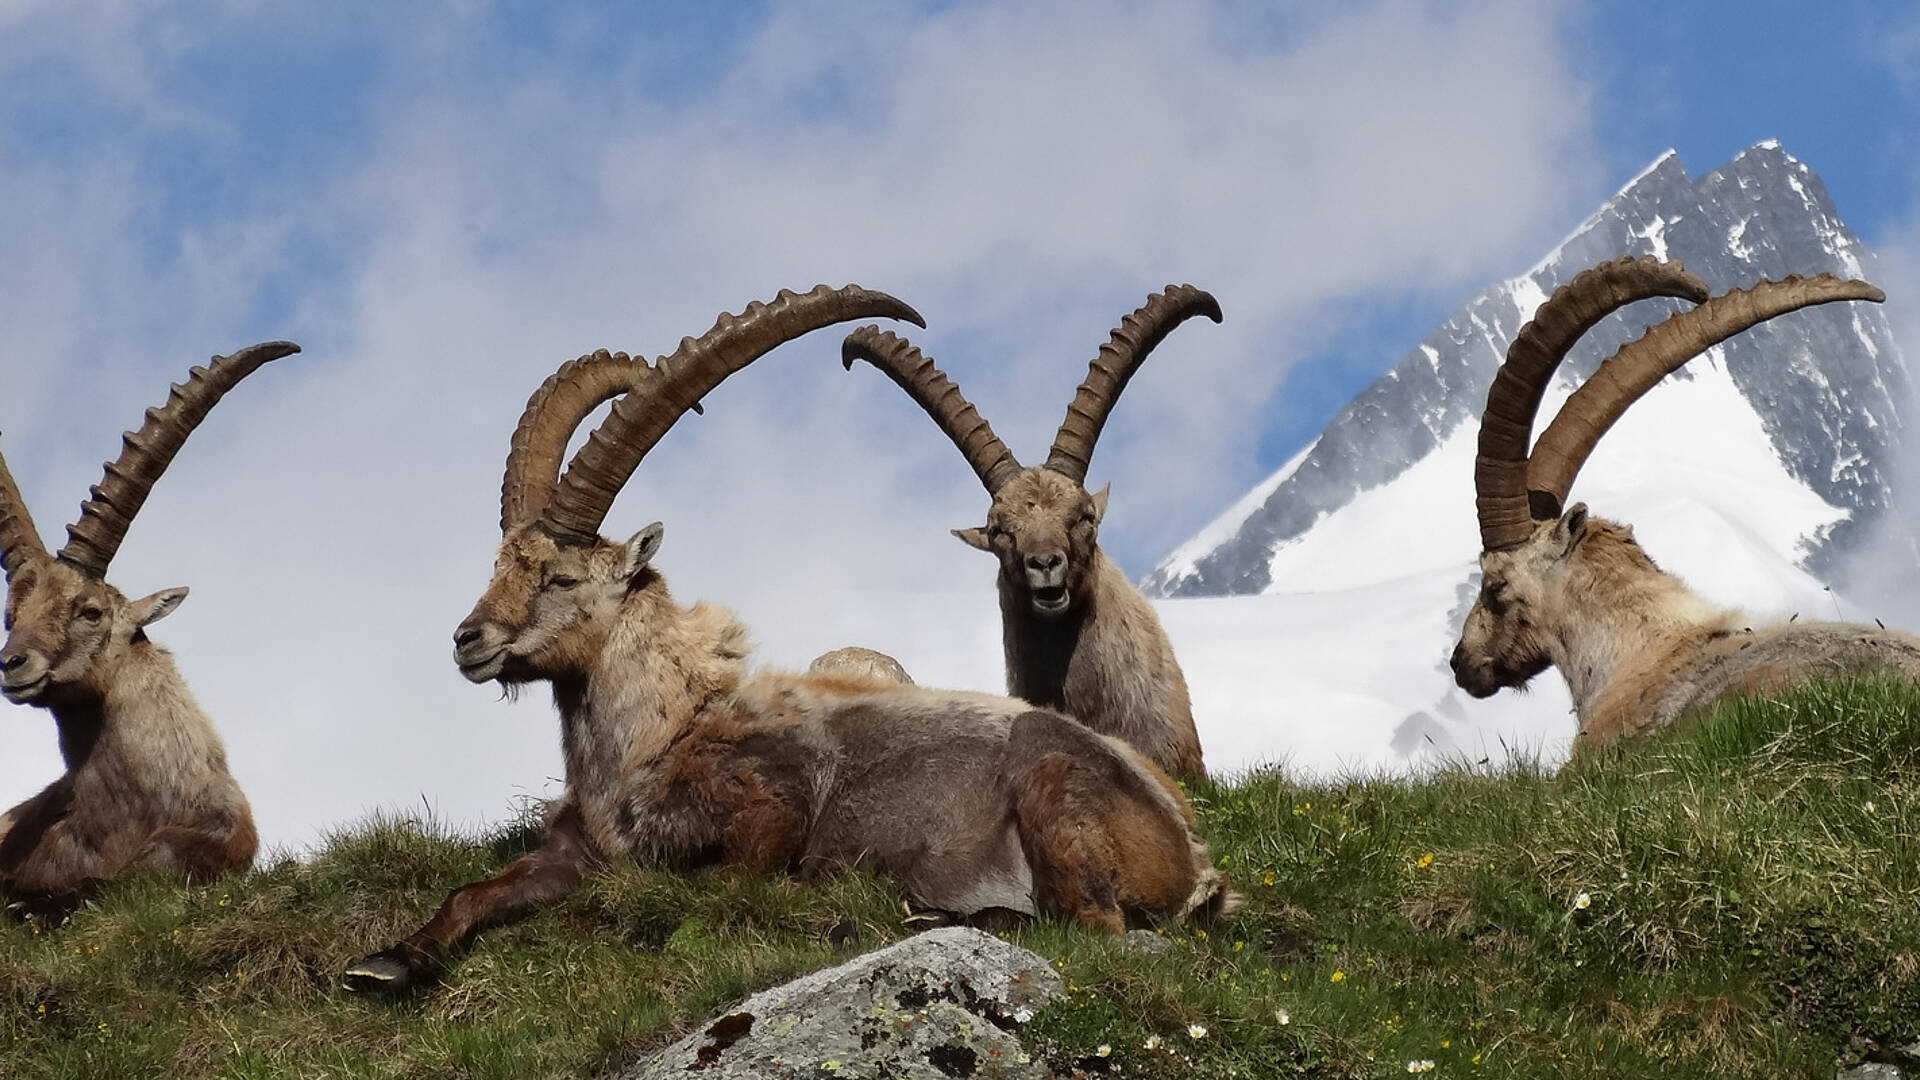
[2,1,1917,844]
[6,3,1914,498]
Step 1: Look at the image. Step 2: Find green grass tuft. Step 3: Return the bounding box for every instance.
[6,676,1919,1077]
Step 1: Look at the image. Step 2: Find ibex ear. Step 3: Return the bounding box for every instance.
[952,527,991,551]
[1553,503,1589,555]
[622,522,665,579]
[131,587,189,627]
[1089,483,1110,524]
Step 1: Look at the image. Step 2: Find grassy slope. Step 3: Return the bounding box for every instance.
[4,677,1918,1079]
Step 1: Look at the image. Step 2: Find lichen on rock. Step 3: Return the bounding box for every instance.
[619,927,1063,1079]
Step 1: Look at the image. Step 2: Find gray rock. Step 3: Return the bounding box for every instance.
[1837,1064,1902,1079]
[619,927,1063,1079]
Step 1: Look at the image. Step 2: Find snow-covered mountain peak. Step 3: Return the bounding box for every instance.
[1147,142,1905,601]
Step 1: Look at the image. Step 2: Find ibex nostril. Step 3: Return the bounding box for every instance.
[454,627,483,649]
[1,654,26,674]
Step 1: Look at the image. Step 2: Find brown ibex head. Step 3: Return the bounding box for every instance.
[843,286,1220,620]
[454,286,923,683]
[1450,256,1884,697]
[0,341,300,706]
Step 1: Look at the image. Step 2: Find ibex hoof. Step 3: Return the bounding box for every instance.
[343,943,437,995]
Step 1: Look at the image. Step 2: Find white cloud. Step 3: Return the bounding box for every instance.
[0,1,1599,849]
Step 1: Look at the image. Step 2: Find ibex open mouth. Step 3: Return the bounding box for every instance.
[1031,586,1070,617]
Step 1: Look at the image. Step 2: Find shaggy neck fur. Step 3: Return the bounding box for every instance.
[46,639,227,799]
[999,547,1204,780]
[1541,523,1736,737]
[550,571,749,852]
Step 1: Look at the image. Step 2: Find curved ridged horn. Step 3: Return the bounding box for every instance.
[58,341,302,578]
[542,285,924,540]
[1524,273,1885,519]
[0,441,48,581]
[841,326,1023,494]
[1475,257,1710,551]
[1044,285,1222,485]
[500,350,648,532]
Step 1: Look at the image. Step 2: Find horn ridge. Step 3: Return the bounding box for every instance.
[1044,284,1221,484]
[0,439,47,581]
[58,340,301,577]
[541,285,924,540]
[840,325,1024,493]
[499,349,648,532]
[1475,256,1709,551]
[1523,272,1885,518]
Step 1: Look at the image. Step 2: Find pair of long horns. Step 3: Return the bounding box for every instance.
[0,341,302,582]
[840,285,1222,492]
[1475,255,1885,551]
[500,285,924,541]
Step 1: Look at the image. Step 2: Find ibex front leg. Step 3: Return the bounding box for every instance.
[344,799,601,994]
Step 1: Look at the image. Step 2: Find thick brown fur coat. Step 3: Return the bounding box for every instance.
[348,524,1233,992]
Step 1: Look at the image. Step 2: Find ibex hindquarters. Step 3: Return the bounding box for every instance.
[1007,710,1227,931]
[1589,617,1920,747]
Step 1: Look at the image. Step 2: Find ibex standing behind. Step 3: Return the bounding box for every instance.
[0,342,295,909]
[841,287,1217,781]
[1451,255,1920,749]
[345,287,1232,994]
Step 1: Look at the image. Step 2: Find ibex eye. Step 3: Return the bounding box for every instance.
[79,607,104,623]
[548,576,579,590]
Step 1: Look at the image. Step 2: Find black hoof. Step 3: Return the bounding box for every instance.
[343,943,438,995]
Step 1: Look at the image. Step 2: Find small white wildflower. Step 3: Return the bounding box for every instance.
[1187,1023,1208,1039]
[1573,891,1591,911]
[1143,1034,1163,1050]
[1096,1044,1112,1057]
[1275,1007,1291,1025]
[1865,801,1877,813]
[1407,1060,1436,1074]
[1011,1007,1033,1024]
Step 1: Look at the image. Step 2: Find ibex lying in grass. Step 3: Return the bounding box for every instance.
[0,343,294,911]
[1451,255,1920,749]
[841,287,1217,781]
[345,287,1233,993]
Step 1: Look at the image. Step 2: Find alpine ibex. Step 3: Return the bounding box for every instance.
[345,287,1232,993]
[0,342,293,911]
[841,287,1216,781]
[1451,255,1920,750]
